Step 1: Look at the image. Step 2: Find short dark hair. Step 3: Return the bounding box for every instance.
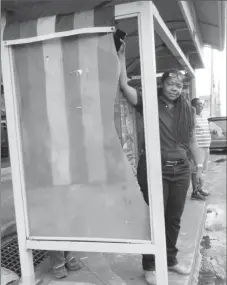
[191,98,200,107]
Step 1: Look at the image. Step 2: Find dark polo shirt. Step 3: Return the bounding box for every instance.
[135,92,189,161]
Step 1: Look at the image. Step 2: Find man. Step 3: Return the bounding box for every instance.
[190,98,212,200]
[118,40,203,285]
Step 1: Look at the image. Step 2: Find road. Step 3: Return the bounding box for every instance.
[198,153,226,285]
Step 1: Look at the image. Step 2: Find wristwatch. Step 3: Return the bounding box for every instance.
[197,164,203,170]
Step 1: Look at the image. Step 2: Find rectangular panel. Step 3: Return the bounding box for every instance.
[12,30,151,241]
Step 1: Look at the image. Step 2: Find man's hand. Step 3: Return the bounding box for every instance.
[118,39,126,58]
[196,168,203,186]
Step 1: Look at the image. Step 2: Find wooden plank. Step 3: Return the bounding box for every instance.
[4,27,115,46]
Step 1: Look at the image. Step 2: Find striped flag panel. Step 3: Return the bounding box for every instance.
[11,27,151,240]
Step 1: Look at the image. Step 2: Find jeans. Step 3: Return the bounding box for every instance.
[137,153,190,271]
[48,251,74,268]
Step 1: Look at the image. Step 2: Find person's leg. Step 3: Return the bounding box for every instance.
[137,154,164,272]
[198,147,210,197]
[48,251,68,279]
[190,158,206,201]
[140,176,169,271]
[48,251,65,268]
[191,172,197,194]
[64,252,81,270]
[203,147,209,172]
[165,179,189,265]
[141,178,170,285]
[165,163,190,274]
[190,159,197,194]
[137,154,154,271]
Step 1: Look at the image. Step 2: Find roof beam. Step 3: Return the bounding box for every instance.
[152,3,195,78]
[178,1,205,67]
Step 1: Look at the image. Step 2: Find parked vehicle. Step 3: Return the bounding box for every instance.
[208,116,227,152]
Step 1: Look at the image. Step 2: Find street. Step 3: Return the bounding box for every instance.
[198,153,226,285]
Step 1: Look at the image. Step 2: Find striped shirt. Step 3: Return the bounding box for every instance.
[195,114,211,147]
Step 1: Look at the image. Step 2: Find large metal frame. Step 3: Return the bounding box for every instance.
[1,1,195,284]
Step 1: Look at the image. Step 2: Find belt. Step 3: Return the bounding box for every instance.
[164,159,185,167]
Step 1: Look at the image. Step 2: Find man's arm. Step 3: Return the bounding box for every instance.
[118,41,138,106]
[188,132,203,166]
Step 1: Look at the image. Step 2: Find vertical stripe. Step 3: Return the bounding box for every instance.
[97,33,126,183]
[37,16,56,36]
[73,10,94,29]
[55,13,74,32]
[42,39,71,185]
[19,20,38,39]
[78,34,107,183]
[13,43,52,187]
[3,22,20,41]
[94,6,115,27]
[61,36,88,184]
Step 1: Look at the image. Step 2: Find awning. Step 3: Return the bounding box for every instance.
[3,6,115,41]
[2,0,226,76]
[2,0,225,51]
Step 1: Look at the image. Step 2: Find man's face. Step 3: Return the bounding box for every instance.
[162,75,183,102]
[195,100,204,114]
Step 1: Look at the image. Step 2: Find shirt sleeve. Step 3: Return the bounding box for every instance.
[135,90,143,115]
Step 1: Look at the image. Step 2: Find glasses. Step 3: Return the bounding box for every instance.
[168,72,184,82]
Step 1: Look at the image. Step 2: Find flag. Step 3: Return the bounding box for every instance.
[6,9,150,240]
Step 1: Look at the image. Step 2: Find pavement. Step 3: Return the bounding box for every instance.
[198,154,226,284]
[1,154,226,285]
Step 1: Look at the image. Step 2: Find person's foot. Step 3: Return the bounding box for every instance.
[52,264,68,279]
[65,257,81,271]
[199,189,211,197]
[168,264,190,275]
[144,270,156,285]
[191,192,206,201]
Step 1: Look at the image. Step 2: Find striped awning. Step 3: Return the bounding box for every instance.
[3,6,115,41]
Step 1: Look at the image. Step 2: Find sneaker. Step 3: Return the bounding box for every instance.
[191,192,206,201]
[65,257,81,271]
[199,189,211,197]
[144,270,156,285]
[52,264,68,279]
[168,264,190,275]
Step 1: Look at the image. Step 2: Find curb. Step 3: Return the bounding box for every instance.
[187,203,207,285]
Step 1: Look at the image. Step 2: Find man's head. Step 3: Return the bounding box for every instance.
[160,69,184,102]
[191,98,204,115]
